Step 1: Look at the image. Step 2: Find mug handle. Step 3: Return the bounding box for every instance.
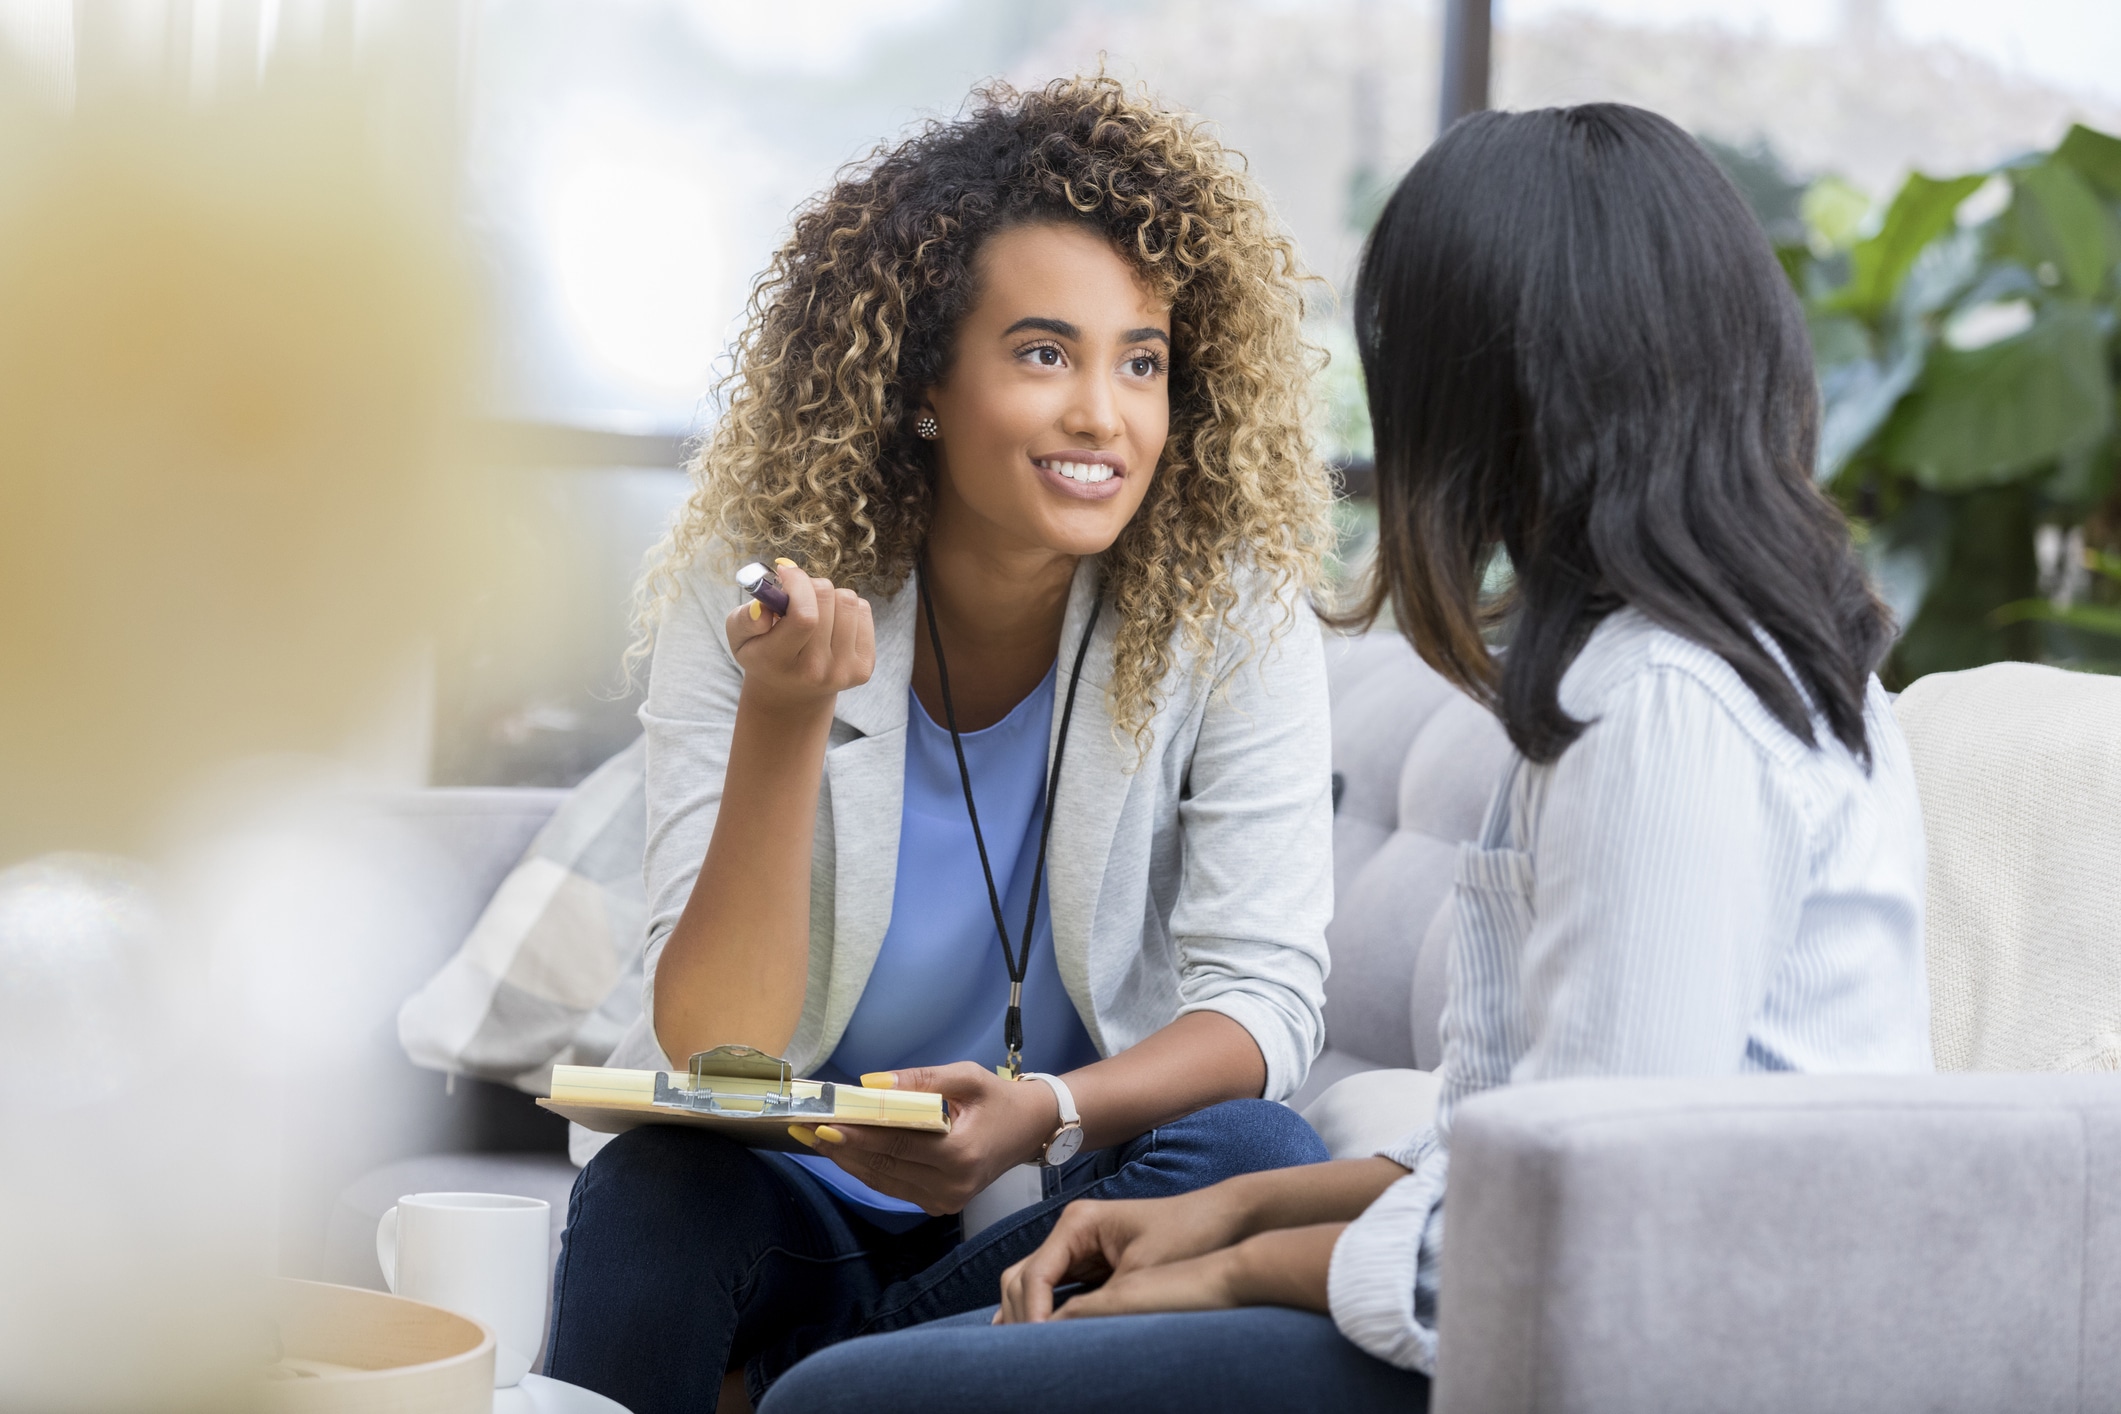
[375,1205,400,1293]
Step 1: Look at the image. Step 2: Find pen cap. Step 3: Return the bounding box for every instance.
[736,561,789,615]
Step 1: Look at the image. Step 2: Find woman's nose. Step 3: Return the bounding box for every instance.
[1061,370,1124,444]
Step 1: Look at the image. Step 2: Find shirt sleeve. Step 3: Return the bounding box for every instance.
[1328,1129,1449,1373]
[631,572,747,1068]
[1328,665,1813,1372]
[1166,584,1335,1102]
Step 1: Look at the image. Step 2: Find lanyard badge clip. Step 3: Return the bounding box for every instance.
[1001,982,1025,1080]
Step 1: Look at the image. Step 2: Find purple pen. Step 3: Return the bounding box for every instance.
[736,561,791,616]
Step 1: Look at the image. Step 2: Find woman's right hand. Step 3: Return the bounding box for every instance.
[724,559,875,711]
[995,1184,1253,1324]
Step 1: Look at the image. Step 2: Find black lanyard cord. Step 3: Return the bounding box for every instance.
[918,563,1102,1079]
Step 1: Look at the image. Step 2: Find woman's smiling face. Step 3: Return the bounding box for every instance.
[921,221,1170,558]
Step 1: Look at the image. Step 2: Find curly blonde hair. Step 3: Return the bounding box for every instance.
[636,74,1334,739]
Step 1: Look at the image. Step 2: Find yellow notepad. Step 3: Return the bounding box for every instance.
[538,1045,949,1152]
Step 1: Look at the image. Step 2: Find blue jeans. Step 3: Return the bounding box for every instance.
[757,1305,1430,1413]
[544,1099,1328,1414]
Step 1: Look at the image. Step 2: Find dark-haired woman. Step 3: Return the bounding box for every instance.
[543,77,1342,1414]
[758,102,1930,1414]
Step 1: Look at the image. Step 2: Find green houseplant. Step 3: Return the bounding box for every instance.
[1776,125,2121,682]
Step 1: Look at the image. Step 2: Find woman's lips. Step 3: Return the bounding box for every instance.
[1032,453,1127,501]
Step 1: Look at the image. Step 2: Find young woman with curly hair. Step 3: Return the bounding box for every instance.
[544,76,1340,1413]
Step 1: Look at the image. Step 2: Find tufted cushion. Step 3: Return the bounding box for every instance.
[1321,634,1513,1074]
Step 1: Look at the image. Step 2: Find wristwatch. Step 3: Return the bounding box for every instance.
[1018,1072,1084,1167]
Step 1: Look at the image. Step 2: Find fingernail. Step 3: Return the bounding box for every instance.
[859,1072,897,1090]
[815,1125,846,1145]
[749,600,762,621]
[787,1125,817,1147]
[774,557,796,568]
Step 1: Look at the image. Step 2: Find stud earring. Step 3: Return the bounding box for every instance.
[915,414,940,440]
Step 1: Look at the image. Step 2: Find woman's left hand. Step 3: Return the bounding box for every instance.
[1051,1223,1346,1321]
[788,1062,1063,1214]
[1044,1245,1245,1320]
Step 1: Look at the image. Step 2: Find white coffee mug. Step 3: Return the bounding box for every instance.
[377,1191,550,1387]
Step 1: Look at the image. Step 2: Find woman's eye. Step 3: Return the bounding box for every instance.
[1027,345,1063,367]
[1127,354,1164,377]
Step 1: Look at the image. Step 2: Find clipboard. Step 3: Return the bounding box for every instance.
[538,1045,951,1152]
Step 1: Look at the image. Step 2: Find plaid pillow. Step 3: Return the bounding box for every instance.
[397,736,647,1094]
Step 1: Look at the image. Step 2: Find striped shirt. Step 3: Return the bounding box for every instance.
[1327,609,1932,1374]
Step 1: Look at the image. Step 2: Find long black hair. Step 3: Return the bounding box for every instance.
[1342,103,1890,764]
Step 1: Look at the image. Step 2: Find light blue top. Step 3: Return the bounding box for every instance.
[787,665,1102,1221]
[1327,609,1933,1373]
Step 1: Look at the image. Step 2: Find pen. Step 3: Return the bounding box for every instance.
[736,561,790,616]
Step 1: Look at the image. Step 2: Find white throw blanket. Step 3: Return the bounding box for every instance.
[1894,661,2121,1071]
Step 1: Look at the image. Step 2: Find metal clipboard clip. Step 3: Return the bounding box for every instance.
[650,1044,837,1120]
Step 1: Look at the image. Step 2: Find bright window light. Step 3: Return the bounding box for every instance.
[537,101,728,402]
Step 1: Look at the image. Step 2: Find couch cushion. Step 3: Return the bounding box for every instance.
[367,787,570,948]
[1895,662,2121,1071]
[1287,1043,1387,1112]
[1299,1067,1442,1161]
[1326,635,1512,1070]
[398,739,647,1094]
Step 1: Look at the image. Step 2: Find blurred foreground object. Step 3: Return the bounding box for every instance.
[0,75,477,863]
[0,851,265,1411]
[0,51,489,1411]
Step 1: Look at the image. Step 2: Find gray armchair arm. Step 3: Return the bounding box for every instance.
[1433,1073,2121,1414]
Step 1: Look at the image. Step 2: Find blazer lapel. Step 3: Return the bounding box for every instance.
[804,573,916,1070]
[1043,556,1130,1053]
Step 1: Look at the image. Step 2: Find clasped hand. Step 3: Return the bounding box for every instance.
[995,1181,1356,1324]
[789,1062,1062,1215]
[993,1186,1253,1324]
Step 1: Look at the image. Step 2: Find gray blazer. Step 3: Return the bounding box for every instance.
[605,555,1334,1102]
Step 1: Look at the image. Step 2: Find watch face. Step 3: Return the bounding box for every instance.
[1045,1124,1085,1167]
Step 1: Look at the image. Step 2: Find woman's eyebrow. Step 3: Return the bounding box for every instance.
[1000,316,1170,346]
[1002,316,1078,339]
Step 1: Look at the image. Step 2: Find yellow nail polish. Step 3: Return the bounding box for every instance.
[815,1125,846,1145]
[774,557,796,568]
[859,1072,897,1090]
[787,1125,817,1147]
[749,600,762,621]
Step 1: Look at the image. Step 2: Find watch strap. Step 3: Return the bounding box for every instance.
[1018,1071,1079,1127]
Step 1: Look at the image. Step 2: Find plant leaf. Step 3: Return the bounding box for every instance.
[1817,341,1925,480]
[1830,173,1985,318]
[2043,439,2117,507]
[1879,302,2113,490]
[1802,174,1871,250]
[2056,124,2121,201]
[1886,485,2040,683]
[2004,160,2121,299]
[1808,311,1871,369]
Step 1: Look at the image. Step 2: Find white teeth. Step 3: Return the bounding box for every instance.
[1044,460,1114,484]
